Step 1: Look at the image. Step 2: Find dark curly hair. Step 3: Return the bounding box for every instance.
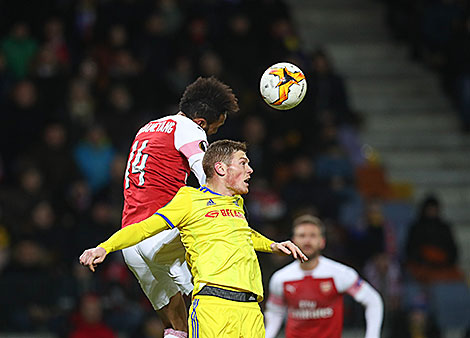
[179,77,239,124]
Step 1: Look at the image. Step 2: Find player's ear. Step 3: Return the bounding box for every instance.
[193,118,208,130]
[214,162,226,176]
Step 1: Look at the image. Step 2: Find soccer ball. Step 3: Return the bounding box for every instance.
[259,62,307,110]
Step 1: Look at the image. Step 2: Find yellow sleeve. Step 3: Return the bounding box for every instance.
[99,214,170,254]
[99,187,192,254]
[250,228,274,253]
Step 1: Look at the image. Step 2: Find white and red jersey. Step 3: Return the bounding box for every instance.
[266,256,378,338]
[122,114,208,228]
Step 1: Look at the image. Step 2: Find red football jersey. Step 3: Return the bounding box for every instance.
[267,256,364,338]
[121,114,208,227]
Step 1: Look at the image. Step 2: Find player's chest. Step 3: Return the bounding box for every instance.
[283,276,341,307]
[186,197,249,236]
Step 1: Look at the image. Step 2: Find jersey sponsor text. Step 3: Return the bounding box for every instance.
[291,300,334,320]
[204,208,245,219]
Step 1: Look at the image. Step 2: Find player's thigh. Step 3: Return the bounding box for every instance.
[122,240,190,310]
[188,296,264,338]
[137,227,185,264]
[240,302,264,338]
[148,233,193,295]
[122,228,185,277]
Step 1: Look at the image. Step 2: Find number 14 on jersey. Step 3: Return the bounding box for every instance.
[125,140,149,188]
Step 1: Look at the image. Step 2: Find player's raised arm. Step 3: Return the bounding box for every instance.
[249,228,308,262]
[79,213,171,272]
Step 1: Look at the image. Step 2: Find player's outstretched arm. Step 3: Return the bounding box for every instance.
[271,240,308,263]
[79,213,170,272]
[249,228,308,262]
[250,228,275,252]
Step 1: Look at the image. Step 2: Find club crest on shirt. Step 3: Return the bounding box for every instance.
[320,281,333,294]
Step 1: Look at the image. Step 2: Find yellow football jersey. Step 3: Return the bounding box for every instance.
[99,185,274,302]
[156,186,265,301]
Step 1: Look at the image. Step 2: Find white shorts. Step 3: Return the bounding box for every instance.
[122,227,193,310]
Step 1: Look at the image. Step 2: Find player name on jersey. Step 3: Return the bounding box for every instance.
[136,120,176,136]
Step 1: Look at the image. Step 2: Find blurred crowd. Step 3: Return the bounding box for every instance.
[0,0,469,337]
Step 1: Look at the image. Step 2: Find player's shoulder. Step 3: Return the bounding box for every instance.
[177,186,199,195]
[318,256,358,275]
[271,261,303,284]
[170,186,199,205]
[172,113,203,131]
[317,256,359,289]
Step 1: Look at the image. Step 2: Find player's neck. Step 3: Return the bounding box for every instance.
[205,182,236,196]
[299,255,320,271]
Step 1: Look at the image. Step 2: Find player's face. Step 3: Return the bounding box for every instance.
[292,223,325,259]
[206,113,227,135]
[225,150,253,195]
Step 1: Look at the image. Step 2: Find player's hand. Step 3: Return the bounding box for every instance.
[79,247,107,272]
[271,241,308,263]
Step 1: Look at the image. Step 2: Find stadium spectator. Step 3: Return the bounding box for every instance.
[281,154,341,221]
[28,123,80,200]
[99,84,139,151]
[33,44,68,113]
[68,293,116,338]
[0,52,14,104]
[0,239,57,331]
[164,54,195,106]
[42,18,70,67]
[354,200,398,269]
[130,314,164,338]
[0,167,46,241]
[304,49,355,125]
[404,194,464,337]
[1,80,44,176]
[66,79,96,134]
[241,115,273,177]
[314,140,356,204]
[73,125,117,194]
[405,195,460,282]
[1,22,38,79]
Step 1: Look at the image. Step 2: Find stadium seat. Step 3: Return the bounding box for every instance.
[429,281,470,330]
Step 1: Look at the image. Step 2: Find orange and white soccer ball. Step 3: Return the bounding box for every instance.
[259,62,307,110]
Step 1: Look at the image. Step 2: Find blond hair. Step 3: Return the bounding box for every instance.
[292,214,326,237]
[202,140,247,179]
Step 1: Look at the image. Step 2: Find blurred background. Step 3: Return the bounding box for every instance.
[0,0,469,337]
